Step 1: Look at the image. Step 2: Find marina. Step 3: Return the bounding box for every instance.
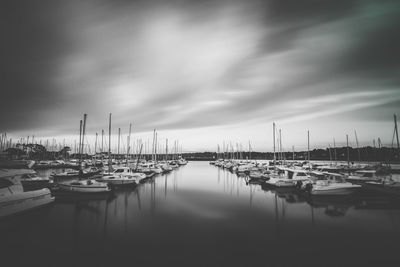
[3,0,400,266]
[1,160,400,266]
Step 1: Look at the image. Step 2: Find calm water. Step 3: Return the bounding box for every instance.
[1,161,400,267]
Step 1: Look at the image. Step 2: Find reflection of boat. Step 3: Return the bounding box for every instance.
[56,179,111,193]
[0,169,54,217]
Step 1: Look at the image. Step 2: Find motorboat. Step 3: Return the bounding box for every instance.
[309,172,361,196]
[0,169,54,218]
[264,167,311,188]
[56,179,111,193]
[19,170,51,190]
[345,170,388,184]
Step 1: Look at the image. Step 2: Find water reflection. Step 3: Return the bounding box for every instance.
[2,162,400,266]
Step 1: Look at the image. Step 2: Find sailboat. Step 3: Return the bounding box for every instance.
[56,114,111,194]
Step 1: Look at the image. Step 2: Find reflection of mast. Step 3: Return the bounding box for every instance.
[136,188,142,210]
[164,172,168,199]
[311,204,315,227]
[102,199,109,246]
[124,191,128,234]
[274,193,279,239]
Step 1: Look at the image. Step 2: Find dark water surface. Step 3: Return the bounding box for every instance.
[1,161,400,267]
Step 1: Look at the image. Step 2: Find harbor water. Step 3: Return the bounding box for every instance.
[1,161,400,267]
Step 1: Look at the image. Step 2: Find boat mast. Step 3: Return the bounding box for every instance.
[307,130,311,170]
[166,138,168,161]
[126,123,131,166]
[81,114,87,161]
[394,114,400,158]
[354,130,360,162]
[108,113,112,169]
[273,122,276,170]
[118,127,121,161]
[155,132,158,162]
[346,134,350,172]
[94,132,98,166]
[333,138,337,165]
[78,119,82,162]
[152,129,156,162]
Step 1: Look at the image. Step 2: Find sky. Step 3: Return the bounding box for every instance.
[1,0,400,152]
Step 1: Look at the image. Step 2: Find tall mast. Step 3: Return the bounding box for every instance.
[333,138,337,164]
[118,127,121,159]
[108,113,112,168]
[78,119,82,164]
[394,114,400,158]
[346,134,350,171]
[155,132,158,162]
[94,132,98,160]
[152,129,156,161]
[308,130,310,169]
[81,114,87,157]
[273,122,276,169]
[355,130,360,162]
[126,123,132,166]
[279,129,283,165]
[166,138,168,161]
[101,129,104,162]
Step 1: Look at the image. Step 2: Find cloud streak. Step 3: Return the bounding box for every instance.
[1,0,400,150]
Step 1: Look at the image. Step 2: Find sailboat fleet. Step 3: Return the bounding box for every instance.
[0,113,188,218]
[211,120,400,197]
[1,113,398,217]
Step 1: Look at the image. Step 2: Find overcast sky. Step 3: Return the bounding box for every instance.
[1,0,400,152]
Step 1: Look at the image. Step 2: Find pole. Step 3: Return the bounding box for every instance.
[355,130,360,162]
[108,113,112,169]
[273,123,276,169]
[394,114,400,159]
[118,128,121,159]
[346,134,350,171]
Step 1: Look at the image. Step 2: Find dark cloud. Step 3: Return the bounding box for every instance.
[1,0,399,148]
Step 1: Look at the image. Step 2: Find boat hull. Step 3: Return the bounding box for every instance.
[57,183,111,193]
[311,187,360,196]
[0,189,54,218]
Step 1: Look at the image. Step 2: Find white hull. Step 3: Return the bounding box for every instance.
[0,189,54,218]
[264,178,296,187]
[311,185,361,196]
[58,181,110,193]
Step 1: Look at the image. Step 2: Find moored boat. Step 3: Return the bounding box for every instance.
[0,169,54,218]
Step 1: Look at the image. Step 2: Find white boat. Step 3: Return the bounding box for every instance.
[177,158,188,165]
[98,166,145,186]
[264,167,311,188]
[345,170,388,184]
[57,179,111,193]
[0,169,54,218]
[310,172,361,195]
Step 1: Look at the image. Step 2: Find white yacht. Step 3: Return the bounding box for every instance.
[310,172,361,196]
[0,169,54,218]
[264,167,311,188]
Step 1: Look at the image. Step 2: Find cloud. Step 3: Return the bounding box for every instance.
[1,0,399,150]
